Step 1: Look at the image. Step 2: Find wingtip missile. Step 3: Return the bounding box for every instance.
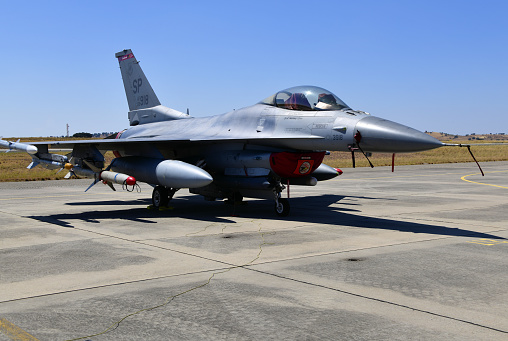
[0,139,38,154]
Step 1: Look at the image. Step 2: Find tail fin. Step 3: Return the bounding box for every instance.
[115,49,190,126]
[115,49,161,111]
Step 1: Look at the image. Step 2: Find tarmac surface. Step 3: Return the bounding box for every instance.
[0,162,507,340]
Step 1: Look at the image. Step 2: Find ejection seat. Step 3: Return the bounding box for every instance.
[283,93,312,111]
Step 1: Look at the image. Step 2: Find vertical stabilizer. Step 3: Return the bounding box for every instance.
[115,49,161,111]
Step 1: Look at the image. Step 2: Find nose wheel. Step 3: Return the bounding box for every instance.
[274,197,290,217]
[152,186,178,208]
[274,183,290,217]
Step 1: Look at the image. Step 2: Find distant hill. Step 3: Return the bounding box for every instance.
[426,132,508,142]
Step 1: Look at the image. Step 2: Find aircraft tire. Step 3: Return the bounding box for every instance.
[274,198,290,217]
[152,186,169,208]
[233,192,243,202]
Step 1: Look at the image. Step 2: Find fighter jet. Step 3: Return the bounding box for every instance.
[1,49,446,216]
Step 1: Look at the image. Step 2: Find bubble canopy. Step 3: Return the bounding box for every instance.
[259,86,350,111]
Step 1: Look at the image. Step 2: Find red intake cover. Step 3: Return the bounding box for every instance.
[269,152,326,178]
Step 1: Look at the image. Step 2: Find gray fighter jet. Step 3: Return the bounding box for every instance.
[1,49,445,216]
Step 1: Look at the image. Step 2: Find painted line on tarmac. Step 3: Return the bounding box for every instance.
[0,193,110,201]
[333,171,480,181]
[0,194,86,201]
[467,238,508,246]
[0,318,39,341]
[461,170,508,189]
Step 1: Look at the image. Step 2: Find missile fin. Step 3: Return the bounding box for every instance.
[27,160,39,169]
[85,178,100,192]
[107,182,116,191]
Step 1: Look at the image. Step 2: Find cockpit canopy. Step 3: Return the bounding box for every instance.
[259,86,350,111]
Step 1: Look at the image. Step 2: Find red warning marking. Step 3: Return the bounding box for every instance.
[118,53,134,62]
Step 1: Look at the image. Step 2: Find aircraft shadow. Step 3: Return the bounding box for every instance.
[66,199,151,206]
[26,194,504,240]
[27,199,237,228]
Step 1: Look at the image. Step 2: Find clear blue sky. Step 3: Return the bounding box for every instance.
[1,0,506,137]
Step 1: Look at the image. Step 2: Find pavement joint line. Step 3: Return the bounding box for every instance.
[0,266,231,305]
[246,267,508,335]
[241,229,508,267]
[2,208,237,267]
[0,209,29,218]
[382,214,508,232]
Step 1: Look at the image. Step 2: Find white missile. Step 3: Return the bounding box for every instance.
[35,159,65,170]
[64,164,136,185]
[65,165,137,192]
[99,171,136,186]
[0,139,38,154]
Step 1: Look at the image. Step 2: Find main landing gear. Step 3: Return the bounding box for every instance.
[152,186,178,208]
[152,182,291,216]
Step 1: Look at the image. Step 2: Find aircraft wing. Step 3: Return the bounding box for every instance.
[29,134,325,151]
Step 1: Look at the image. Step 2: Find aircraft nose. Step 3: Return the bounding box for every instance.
[354,116,443,152]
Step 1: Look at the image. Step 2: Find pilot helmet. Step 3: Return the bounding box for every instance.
[318,93,336,104]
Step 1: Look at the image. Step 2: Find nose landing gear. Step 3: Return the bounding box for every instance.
[273,182,290,217]
[274,196,290,216]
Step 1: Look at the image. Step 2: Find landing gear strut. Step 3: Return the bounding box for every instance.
[273,183,290,217]
[225,191,243,204]
[152,186,178,208]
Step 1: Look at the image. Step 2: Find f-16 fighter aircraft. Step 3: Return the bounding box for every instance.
[0,49,446,216]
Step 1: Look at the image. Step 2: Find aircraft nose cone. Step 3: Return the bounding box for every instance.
[354,116,443,152]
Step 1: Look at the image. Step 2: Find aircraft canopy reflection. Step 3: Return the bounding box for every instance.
[259,86,350,111]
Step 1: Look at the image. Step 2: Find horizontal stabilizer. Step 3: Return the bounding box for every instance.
[128,105,190,126]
